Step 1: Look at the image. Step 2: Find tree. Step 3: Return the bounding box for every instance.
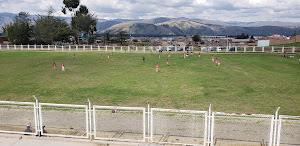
[71,5,97,44]
[2,12,32,44]
[62,0,80,14]
[34,7,74,44]
[103,31,111,45]
[236,33,249,39]
[118,31,129,45]
[192,34,201,45]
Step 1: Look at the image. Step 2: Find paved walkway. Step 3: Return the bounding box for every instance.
[0,134,159,146]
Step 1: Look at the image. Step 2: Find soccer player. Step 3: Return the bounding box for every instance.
[143,56,145,63]
[73,53,75,59]
[151,50,153,55]
[199,52,201,58]
[212,55,214,62]
[159,54,161,59]
[166,59,169,66]
[184,53,186,59]
[156,64,159,72]
[107,53,109,59]
[62,63,65,71]
[53,63,56,71]
[218,59,221,66]
[215,58,218,66]
[168,52,170,57]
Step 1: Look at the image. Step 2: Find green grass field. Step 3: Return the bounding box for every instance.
[0,51,299,115]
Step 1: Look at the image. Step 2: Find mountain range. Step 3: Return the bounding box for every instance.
[1,12,299,36]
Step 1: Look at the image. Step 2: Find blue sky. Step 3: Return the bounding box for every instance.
[0,0,299,22]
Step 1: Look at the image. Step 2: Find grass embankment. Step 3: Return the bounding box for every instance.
[0,51,299,115]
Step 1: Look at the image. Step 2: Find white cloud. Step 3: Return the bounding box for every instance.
[0,0,299,22]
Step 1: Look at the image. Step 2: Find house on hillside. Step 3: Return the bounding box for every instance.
[0,36,8,44]
[230,39,251,46]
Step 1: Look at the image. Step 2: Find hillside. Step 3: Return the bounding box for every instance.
[103,19,298,36]
[1,12,299,36]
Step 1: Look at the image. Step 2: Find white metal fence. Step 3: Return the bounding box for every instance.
[93,105,145,142]
[276,115,300,145]
[151,108,207,145]
[0,99,299,146]
[39,103,89,138]
[0,44,299,53]
[0,101,38,135]
[211,112,274,146]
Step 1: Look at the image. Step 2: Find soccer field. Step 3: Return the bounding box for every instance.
[0,51,299,115]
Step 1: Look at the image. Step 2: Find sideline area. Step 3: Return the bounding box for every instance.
[0,133,157,146]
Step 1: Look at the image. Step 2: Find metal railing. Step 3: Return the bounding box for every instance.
[1,44,299,53]
[0,98,299,146]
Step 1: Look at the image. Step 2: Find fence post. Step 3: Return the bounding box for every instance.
[91,45,93,51]
[147,101,150,144]
[282,46,284,53]
[28,44,30,50]
[262,46,264,52]
[292,46,295,53]
[55,45,57,51]
[235,46,237,52]
[113,46,115,52]
[272,46,274,53]
[175,45,177,52]
[207,104,212,146]
[226,46,228,52]
[88,99,92,141]
[121,46,122,52]
[0,44,1,50]
[48,44,50,50]
[7,44,9,50]
[143,46,145,52]
[273,107,280,146]
[76,45,78,51]
[98,45,100,51]
[128,46,130,52]
[14,44,16,50]
[211,112,215,146]
[253,46,255,52]
[106,45,107,51]
[62,45,64,51]
[34,44,36,50]
[21,44,23,50]
[276,116,282,146]
[33,95,40,136]
[41,44,43,50]
[136,46,138,52]
[244,46,246,52]
[69,45,71,51]
[183,45,185,52]
[83,45,85,50]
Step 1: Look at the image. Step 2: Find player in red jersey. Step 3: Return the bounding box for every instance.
[198,52,201,58]
[62,63,64,71]
[53,63,56,71]
[156,64,159,72]
[212,55,214,62]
